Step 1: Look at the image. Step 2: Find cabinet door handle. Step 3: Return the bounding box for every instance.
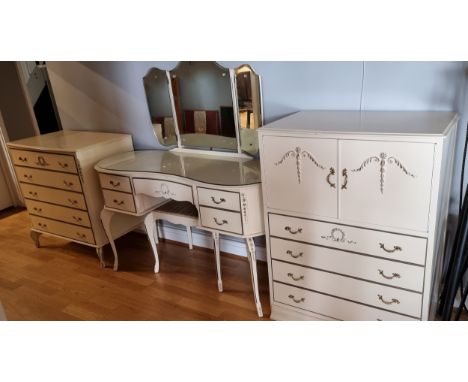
[378,294,400,305]
[35,156,49,167]
[287,272,304,281]
[379,243,402,253]
[68,198,78,206]
[58,162,69,169]
[213,217,228,226]
[326,167,336,188]
[285,226,302,235]
[63,180,74,188]
[32,207,43,213]
[288,294,305,304]
[72,216,83,222]
[109,180,121,187]
[23,174,33,181]
[113,199,125,206]
[378,269,401,280]
[29,191,38,197]
[18,156,28,163]
[211,196,226,205]
[286,250,303,259]
[76,232,87,239]
[341,168,348,189]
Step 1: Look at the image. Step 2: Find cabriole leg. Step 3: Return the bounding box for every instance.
[187,226,193,250]
[96,247,105,268]
[100,209,119,271]
[246,237,263,318]
[30,230,41,248]
[144,213,160,273]
[213,232,223,292]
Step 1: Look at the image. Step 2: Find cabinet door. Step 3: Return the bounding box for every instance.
[261,135,338,218]
[339,140,435,232]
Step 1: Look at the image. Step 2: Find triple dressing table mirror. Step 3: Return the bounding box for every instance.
[95,61,265,316]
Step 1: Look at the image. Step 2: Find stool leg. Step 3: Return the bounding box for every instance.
[213,232,223,292]
[187,226,193,250]
[246,237,263,318]
[144,213,160,273]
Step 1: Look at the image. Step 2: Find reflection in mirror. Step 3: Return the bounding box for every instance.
[143,68,177,147]
[170,61,237,152]
[236,64,262,156]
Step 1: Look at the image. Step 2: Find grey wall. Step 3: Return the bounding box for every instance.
[47,61,468,214]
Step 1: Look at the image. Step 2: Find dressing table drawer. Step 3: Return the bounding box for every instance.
[10,149,78,174]
[269,214,427,265]
[16,166,82,193]
[102,189,136,212]
[197,187,241,211]
[270,237,424,292]
[273,283,418,321]
[25,199,91,227]
[30,216,95,245]
[20,183,87,210]
[133,178,193,203]
[200,206,243,235]
[272,260,422,317]
[99,173,132,193]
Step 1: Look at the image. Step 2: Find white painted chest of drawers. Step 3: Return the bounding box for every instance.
[7,130,133,266]
[259,111,458,321]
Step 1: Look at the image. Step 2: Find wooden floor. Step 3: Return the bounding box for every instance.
[0,209,270,320]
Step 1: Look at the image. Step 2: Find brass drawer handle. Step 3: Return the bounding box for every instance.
[18,156,28,162]
[379,243,402,253]
[286,250,303,259]
[378,269,401,280]
[341,168,348,190]
[29,191,38,197]
[213,217,228,226]
[76,232,87,239]
[37,222,48,229]
[72,216,83,222]
[113,199,125,206]
[287,272,304,281]
[58,162,69,169]
[63,180,74,188]
[23,174,33,181]
[211,196,226,205]
[326,167,336,188]
[109,180,121,187]
[68,198,79,206]
[288,294,305,304]
[32,207,43,213]
[285,226,302,235]
[378,294,400,305]
[35,156,49,167]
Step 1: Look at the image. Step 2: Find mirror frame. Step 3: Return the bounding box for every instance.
[144,62,263,157]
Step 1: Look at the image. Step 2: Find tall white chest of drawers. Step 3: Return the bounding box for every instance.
[7,130,133,266]
[258,111,458,321]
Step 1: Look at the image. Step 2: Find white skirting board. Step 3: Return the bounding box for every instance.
[136,222,267,262]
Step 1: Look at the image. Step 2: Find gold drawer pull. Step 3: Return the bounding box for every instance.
[76,232,87,239]
[58,162,69,169]
[326,167,336,188]
[109,180,121,187]
[32,207,43,213]
[37,222,48,229]
[29,191,38,197]
[287,272,304,281]
[18,156,28,163]
[285,226,302,235]
[286,250,303,259]
[288,294,305,304]
[378,294,400,305]
[379,243,402,253]
[113,199,125,206]
[211,196,226,205]
[35,156,49,167]
[23,174,33,181]
[68,198,79,206]
[72,216,83,222]
[213,217,228,226]
[378,269,401,280]
[63,180,74,188]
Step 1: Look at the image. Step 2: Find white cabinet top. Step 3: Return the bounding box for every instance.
[7,130,132,153]
[260,111,458,136]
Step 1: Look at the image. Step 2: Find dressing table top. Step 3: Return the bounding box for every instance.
[95,150,261,186]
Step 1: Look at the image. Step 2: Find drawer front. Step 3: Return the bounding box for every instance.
[16,167,82,192]
[30,216,95,244]
[197,187,240,211]
[10,149,78,174]
[25,199,91,228]
[270,237,425,292]
[102,189,136,212]
[99,173,132,193]
[269,214,427,265]
[133,178,193,203]
[273,282,418,321]
[272,260,422,317]
[199,206,243,235]
[20,183,87,210]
